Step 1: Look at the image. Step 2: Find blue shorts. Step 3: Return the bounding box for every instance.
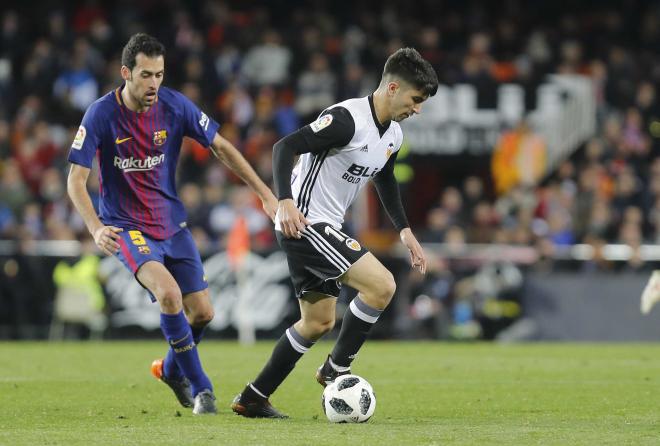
[115,228,208,302]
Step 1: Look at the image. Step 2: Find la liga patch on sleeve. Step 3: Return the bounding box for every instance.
[72,125,86,150]
[310,114,333,133]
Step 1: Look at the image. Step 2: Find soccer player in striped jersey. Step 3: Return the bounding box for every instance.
[67,33,278,415]
[232,48,438,418]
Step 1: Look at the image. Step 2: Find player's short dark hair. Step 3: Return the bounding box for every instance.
[121,33,166,70]
[382,48,438,96]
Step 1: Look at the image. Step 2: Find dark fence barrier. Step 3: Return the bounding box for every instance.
[521,272,660,341]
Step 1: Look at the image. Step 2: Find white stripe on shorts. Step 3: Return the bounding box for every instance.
[303,226,351,270]
[301,232,351,272]
[300,232,346,272]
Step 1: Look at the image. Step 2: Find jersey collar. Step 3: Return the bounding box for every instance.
[115,85,158,114]
[368,94,390,138]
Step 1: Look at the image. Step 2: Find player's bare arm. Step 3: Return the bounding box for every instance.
[209,132,278,221]
[66,164,123,255]
[400,228,426,274]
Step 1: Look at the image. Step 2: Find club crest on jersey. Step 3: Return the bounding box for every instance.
[72,126,86,150]
[153,130,167,146]
[310,114,333,133]
[386,142,394,159]
[138,246,151,255]
[346,238,361,251]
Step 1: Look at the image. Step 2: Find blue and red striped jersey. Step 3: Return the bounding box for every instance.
[68,85,220,240]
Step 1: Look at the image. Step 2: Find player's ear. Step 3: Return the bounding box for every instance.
[120,66,132,81]
[387,81,399,96]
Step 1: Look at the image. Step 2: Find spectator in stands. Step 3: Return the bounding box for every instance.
[241,30,291,87]
[420,207,451,243]
[294,52,337,123]
[0,159,30,222]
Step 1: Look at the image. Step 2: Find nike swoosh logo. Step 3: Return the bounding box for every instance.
[170,334,190,345]
[115,136,133,144]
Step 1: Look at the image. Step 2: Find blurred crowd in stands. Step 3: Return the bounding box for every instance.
[0,0,659,267]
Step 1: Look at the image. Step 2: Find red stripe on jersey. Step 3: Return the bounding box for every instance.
[117,103,126,221]
[149,104,162,238]
[132,109,151,231]
[127,104,145,229]
[141,104,157,238]
[150,102,162,239]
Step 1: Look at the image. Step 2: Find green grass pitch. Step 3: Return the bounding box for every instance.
[1,341,659,445]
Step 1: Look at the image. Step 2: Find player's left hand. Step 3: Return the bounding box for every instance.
[261,191,278,222]
[400,228,427,274]
[92,225,123,256]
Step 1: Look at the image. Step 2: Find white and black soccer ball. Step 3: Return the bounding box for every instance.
[321,374,376,423]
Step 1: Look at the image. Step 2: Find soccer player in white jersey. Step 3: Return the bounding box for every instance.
[231,48,439,418]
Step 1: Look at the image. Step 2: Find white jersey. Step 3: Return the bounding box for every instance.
[275,96,403,231]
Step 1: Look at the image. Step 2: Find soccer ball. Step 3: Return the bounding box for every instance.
[321,374,376,423]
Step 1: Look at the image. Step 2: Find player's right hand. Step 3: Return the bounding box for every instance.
[278,199,309,239]
[261,191,279,223]
[92,226,123,256]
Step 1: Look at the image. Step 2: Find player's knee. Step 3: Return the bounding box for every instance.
[158,287,183,312]
[370,272,396,308]
[191,308,214,326]
[316,317,335,336]
[302,317,335,339]
[362,271,396,310]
